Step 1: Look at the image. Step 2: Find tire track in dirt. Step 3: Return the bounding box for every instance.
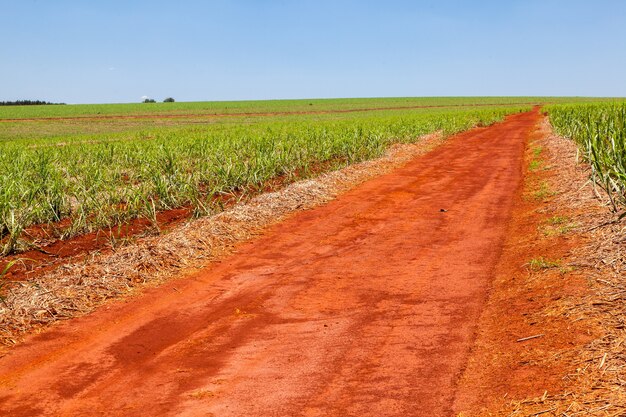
[0,110,540,416]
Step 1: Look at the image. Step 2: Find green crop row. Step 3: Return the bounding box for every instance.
[547,102,626,212]
[0,105,529,255]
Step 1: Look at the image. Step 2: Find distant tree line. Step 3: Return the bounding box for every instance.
[0,100,65,106]
[142,97,175,103]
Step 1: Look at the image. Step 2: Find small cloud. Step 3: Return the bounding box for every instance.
[141,95,149,100]
[108,67,116,71]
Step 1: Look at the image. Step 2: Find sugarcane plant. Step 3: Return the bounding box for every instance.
[548,102,626,217]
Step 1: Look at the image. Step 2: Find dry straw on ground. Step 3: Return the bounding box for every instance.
[0,133,444,348]
[508,119,625,417]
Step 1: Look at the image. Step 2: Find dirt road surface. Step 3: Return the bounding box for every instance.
[0,111,539,416]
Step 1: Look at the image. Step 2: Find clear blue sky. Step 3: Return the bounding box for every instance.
[2,0,625,104]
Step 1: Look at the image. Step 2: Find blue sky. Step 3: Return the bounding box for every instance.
[2,0,625,103]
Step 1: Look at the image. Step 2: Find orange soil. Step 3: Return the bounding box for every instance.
[0,110,573,416]
[0,206,193,282]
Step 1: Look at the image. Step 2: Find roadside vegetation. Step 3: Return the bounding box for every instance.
[0,102,530,255]
[548,101,626,212]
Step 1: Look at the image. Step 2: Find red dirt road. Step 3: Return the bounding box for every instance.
[0,111,539,416]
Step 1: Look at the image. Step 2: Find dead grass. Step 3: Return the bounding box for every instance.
[507,119,626,416]
[0,133,444,348]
